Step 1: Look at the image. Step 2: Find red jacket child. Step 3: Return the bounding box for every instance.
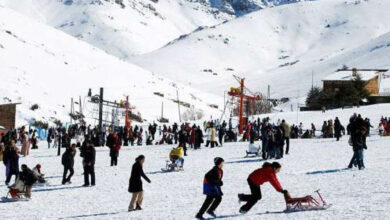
[249,166,283,192]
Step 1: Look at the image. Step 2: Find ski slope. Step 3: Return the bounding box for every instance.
[0,0,315,58]
[132,0,390,98]
[0,0,233,57]
[0,6,223,126]
[1,106,389,219]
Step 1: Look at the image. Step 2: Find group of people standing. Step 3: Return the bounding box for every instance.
[347,114,370,170]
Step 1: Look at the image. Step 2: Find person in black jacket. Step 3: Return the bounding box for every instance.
[81,142,96,186]
[194,126,203,149]
[334,117,343,141]
[348,115,366,170]
[62,144,76,184]
[3,142,19,185]
[178,126,188,156]
[128,155,151,212]
[196,157,224,219]
[19,164,38,198]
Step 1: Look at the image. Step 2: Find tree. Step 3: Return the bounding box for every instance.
[306,86,322,108]
[352,73,370,101]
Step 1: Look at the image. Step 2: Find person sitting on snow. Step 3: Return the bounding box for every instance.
[248,143,259,154]
[19,164,38,198]
[169,146,184,169]
[32,164,46,183]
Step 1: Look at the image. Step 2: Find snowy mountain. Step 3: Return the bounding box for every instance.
[131,0,390,99]
[0,0,313,58]
[0,0,233,57]
[0,6,223,126]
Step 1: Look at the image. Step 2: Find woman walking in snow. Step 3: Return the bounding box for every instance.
[238,162,288,214]
[128,155,151,212]
[20,131,30,156]
[196,157,224,219]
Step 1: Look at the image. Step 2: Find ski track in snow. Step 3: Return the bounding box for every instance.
[0,134,389,219]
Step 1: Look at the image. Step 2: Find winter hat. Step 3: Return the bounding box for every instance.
[214,157,224,166]
[36,164,41,169]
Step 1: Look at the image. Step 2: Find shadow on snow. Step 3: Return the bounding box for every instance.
[225,158,265,164]
[306,168,349,175]
[33,185,85,192]
[59,211,122,219]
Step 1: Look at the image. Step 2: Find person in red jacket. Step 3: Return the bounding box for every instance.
[238,162,288,213]
[110,133,121,166]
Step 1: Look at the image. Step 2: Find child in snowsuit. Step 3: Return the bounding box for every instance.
[32,164,46,183]
[169,146,184,169]
[238,162,288,213]
[196,157,224,219]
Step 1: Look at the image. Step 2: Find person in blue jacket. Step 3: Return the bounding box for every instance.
[196,157,224,219]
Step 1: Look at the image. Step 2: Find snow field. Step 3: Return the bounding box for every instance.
[0,134,389,219]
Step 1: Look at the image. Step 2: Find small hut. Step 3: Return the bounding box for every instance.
[322,69,388,96]
[0,103,20,129]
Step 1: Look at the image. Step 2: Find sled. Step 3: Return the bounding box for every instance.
[161,160,184,172]
[1,196,30,203]
[245,144,261,158]
[2,185,30,202]
[284,190,331,212]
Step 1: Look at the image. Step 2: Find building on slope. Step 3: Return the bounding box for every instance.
[0,103,19,130]
[322,69,389,96]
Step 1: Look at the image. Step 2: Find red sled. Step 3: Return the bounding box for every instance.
[284,190,331,212]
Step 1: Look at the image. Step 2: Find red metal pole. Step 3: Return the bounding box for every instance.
[239,78,245,134]
[125,96,130,129]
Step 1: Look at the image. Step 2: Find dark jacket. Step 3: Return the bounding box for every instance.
[62,148,75,168]
[20,167,38,186]
[203,166,223,196]
[81,146,96,166]
[3,147,19,174]
[129,161,150,193]
[334,119,342,138]
[350,118,365,151]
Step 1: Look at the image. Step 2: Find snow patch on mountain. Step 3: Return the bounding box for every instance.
[0,6,223,126]
[131,0,390,99]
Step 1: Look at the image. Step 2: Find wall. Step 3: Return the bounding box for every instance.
[0,104,17,129]
[323,76,379,95]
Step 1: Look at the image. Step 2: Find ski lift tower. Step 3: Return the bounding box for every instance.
[228,75,262,134]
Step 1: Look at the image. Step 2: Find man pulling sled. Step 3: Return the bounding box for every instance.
[238,162,330,214]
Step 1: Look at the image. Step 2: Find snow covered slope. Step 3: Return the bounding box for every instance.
[132,0,390,98]
[1,104,389,219]
[0,6,223,126]
[0,0,233,57]
[0,0,315,58]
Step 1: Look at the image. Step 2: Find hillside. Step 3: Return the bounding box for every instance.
[0,6,223,126]
[0,0,233,57]
[0,0,315,58]
[131,0,390,99]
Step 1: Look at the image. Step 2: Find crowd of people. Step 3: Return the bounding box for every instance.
[0,112,386,218]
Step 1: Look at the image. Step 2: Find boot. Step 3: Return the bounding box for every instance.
[195,213,205,220]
